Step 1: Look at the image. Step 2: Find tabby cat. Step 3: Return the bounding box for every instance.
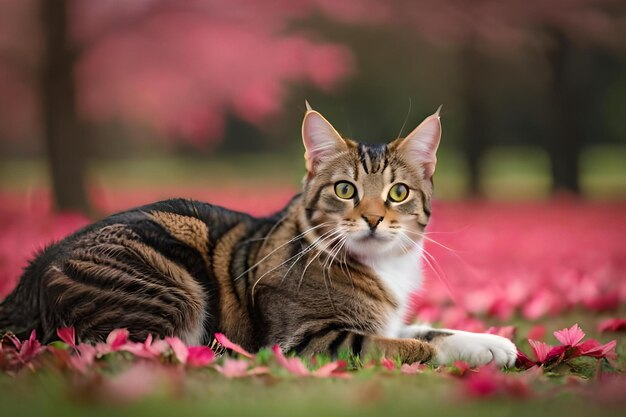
[0,104,517,367]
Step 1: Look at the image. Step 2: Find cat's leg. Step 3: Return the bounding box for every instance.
[294,329,434,364]
[399,324,517,367]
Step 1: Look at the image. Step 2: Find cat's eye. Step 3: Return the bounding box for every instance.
[334,181,356,199]
[388,183,409,202]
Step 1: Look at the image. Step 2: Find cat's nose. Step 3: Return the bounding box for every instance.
[362,215,384,231]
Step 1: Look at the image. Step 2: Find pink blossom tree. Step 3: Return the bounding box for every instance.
[0,0,353,213]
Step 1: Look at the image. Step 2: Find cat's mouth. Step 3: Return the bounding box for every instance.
[354,230,393,242]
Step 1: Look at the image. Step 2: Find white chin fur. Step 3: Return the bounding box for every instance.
[345,234,402,258]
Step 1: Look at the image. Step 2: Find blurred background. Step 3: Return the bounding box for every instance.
[1,0,625,216]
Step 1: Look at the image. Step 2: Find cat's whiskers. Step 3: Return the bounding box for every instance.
[278,227,343,286]
[340,239,355,291]
[402,228,478,279]
[402,229,464,254]
[322,232,346,278]
[397,234,441,282]
[397,233,455,298]
[321,234,348,300]
[297,229,344,293]
[234,221,333,282]
[313,232,347,312]
[250,228,339,300]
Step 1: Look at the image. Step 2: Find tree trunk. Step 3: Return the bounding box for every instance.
[545,29,581,194]
[39,0,90,213]
[460,40,488,196]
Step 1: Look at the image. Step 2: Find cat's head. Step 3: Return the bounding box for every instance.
[300,102,441,259]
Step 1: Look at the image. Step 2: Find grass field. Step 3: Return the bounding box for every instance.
[1,314,625,417]
[1,145,625,200]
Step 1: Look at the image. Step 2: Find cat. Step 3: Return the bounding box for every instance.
[0,103,517,367]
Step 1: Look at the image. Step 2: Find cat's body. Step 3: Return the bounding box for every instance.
[0,105,517,367]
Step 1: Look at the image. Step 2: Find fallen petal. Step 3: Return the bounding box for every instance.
[313,361,350,378]
[165,337,188,364]
[598,318,626,333]
[272,345,309,376]
[214,333,254,359]
[214,358,251,378]
[106,329,130,350]
[515,351,536,370]
[553,324,585,347]
[579,339,617,359]
[528,339,553,363]
[400,362,425,375]
[187,346,215,367]
[527,325,546,341]
[381,357,395,370]
[57,327,76,348]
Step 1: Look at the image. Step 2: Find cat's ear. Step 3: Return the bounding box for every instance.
[302,101,347,174]
[396,106,442,179]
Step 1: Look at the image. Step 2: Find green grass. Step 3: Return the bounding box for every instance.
[1,145,625,199]
[1,312,624,417]
[0,360,622,417]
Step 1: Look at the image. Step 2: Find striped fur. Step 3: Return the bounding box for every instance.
[0,108,450,365]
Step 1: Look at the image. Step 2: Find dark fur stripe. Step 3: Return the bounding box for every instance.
[419,330,453,342]
[351,334,365,356]
[366,144,387,173]
[329,330,349,356]
[419,189,431,217]
[292,323,342,354]
[358,144,369,174]
[305,182,333,220]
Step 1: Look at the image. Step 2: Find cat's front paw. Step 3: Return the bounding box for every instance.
[432,331,517,368]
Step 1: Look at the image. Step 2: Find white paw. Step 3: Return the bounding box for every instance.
[432,331,517,368]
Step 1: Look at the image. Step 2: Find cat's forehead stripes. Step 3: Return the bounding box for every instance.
[357,143,389,175]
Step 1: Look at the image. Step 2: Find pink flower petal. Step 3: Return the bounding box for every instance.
[187,346,215,367]
[272,345,309,376]
[598,318,626,333]
[381,357,395,370]
[312,360,350,378]
[118,334,168,359]
[527,325,546,341]
[214,333,254,359]
[463,367,500,397]
[17,330,45,364]
[463,365,532,398]
[100,362,163,402]
[453,360,471,375]
[106,329,129,350]
[528,340,553,363]
[214,359,250,378]
[578,339,617,359]
[165,337,188,364]
[400,362,425,375]
[553,324,585,347]
[214,358,268,378]
[543,345,568,365]
[515,351,536,370]
[68,344,97,374]
[57,327,76,348]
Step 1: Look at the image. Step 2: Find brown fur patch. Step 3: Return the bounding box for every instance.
[149,211,211,269]
[46,224,206,345]
[212,223,253,344]
[365,336,434,363]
